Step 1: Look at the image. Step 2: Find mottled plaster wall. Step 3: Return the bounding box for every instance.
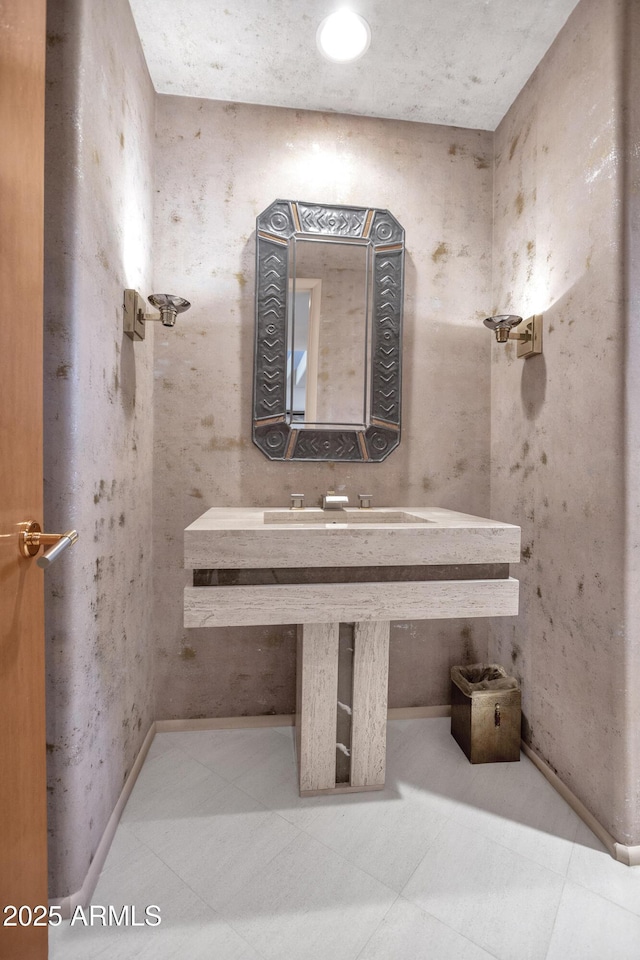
[489,0,640,843]
[152,98,493,719]
[621,0,640,846]
[44,0,156,897]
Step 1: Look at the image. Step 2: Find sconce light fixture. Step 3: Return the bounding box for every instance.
[483,313,543,359]
[123,289,191,341]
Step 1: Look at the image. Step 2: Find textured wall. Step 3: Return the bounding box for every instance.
[622,0,640,848]
[489,0,640,844]
[152,97,494,719]
[44,0,156,897]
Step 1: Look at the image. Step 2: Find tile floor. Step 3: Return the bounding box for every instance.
[49,719,640,960]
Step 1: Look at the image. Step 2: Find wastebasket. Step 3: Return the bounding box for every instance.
[451,663,521,763]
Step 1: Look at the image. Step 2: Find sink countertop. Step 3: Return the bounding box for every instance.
[184,506,521,569]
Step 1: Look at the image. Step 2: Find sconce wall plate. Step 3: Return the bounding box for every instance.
[517,314,543,359]
[123,288,147,340]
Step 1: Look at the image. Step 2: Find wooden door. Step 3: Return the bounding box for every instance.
[0,1,48,958]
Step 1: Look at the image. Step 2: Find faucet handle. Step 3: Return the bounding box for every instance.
[290,493,305,509]
[358,494,372,509]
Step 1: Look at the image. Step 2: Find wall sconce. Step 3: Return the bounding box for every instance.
[123,289,191,341]
[483,314,543,359]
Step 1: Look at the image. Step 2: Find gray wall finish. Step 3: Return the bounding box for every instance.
[44,0,156,897]
[489,0,640,845]
[622,0,640,851]
[151,96,493,721]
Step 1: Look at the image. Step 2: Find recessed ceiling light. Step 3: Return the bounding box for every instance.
[316,9,371,63]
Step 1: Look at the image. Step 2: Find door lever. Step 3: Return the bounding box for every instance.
[19,521,79,567]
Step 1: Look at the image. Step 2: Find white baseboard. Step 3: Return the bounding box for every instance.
[155,706,452,730]
[50,709,639,914]
[155,713,295,732]
[387,705,451,719]
[521,742,640,866]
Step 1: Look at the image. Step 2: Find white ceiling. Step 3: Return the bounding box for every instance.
[129,0,580,130]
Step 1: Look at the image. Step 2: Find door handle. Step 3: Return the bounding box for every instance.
[18,521,79,568]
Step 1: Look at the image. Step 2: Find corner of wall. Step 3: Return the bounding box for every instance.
[44,0,157,899]
[488,0,639,845]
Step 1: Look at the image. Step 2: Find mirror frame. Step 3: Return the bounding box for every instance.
[253,199,405,462]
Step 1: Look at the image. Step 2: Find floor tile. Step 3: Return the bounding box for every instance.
[93,826,197,908]
[131,781,300,913]
[385,718,415,733]
[49,902,262,960]
[356,896,497,960]
[144,732,182,762]
[385,718,480,816]
[568,820,640,916]
[153,730,204,752]
[546,880,640,960]
[449,756,580,875]
[94,823,151,876]
[176,727,292,781]
[402,819,564,960]
[49,831,261,960]
[388,717,467,766]
[121,749,227,823]
[222,833,398,960]
[92,916,264,960]
[273,723,295,739]
[52,719,640,960]
[385,747,480,826]
[233,733,331,830]
[304,781,449,891]
[48,922,113,960]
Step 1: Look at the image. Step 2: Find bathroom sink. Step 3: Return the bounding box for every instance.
[184,505,521,799]
[263,508,433,524]
[185,506,519,566]
[184,506,520,571]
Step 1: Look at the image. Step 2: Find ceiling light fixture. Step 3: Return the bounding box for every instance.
[316,9,371,63]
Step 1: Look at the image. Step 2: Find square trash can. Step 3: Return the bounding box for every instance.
[451,663,521,763]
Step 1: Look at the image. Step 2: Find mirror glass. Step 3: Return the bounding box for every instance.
[253,199,405,462]
[289,239,370,426]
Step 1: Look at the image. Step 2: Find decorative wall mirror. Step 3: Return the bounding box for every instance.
[253,199,405,461]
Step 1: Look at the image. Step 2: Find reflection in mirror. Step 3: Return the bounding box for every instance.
[290,240,370,426]
[254,199,405,462]
[287,281,321,423]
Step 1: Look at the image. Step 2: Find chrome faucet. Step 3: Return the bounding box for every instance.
[322,491,349,510]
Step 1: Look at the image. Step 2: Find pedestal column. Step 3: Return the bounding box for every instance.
[296,619,390,796]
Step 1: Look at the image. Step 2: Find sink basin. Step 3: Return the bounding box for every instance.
[263,508,433,524]
[184,506,521,573]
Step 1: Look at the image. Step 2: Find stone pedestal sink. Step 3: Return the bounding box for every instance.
[184,506,520,795]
